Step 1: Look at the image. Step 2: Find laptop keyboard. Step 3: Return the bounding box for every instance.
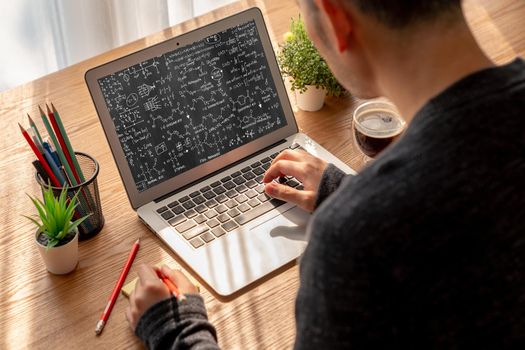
[155,143,304,249]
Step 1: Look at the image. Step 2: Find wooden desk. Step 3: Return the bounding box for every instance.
[0,0,523,348]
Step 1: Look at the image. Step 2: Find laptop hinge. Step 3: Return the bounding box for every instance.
[154,138,288,203]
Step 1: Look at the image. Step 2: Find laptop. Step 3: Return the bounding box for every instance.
[85,7,355,296]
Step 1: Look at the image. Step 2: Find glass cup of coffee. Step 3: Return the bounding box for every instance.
[352,99,406,163]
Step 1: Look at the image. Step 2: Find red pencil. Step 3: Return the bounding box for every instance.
[155,268,186,302]
[19,123,61,187]
[95,238,140,335]
[46,104,80,184]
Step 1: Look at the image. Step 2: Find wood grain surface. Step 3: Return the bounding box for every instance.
[0,0,523,349]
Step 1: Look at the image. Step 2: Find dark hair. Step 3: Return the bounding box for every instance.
[350,0,462,28]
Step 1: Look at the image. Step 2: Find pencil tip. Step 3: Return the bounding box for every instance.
[95,320,105,335]
[38,105,45,116]
[46,104,52,114]
[18,123,25,131]
[136,238,140,244]
[51,102,57,113]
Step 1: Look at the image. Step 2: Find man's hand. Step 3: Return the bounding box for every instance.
[263,149,328,212]
[126,264,199,331]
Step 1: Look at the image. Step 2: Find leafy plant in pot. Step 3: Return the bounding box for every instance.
[24,184,90,275]
[278,16,346,112]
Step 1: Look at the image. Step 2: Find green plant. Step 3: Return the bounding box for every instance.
[24,185,89,250]
[278,16,346,97]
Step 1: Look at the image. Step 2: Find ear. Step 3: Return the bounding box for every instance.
[316,0,352,52]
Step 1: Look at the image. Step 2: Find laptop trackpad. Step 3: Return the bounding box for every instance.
[249,206,310,241]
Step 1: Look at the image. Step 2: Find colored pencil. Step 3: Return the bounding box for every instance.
[46,104,80,184]
[39,105,95,232]
[39,106,76,186]
[30,132,44,154]
[40,106,96,225]
[155,268,186,302]
[26,116,84,220]
[51,103,86,182]
[19,123,61,187]
[43,148,66,185]
[27,113,44,145]
[42,141,61,168]
[49,104,96,211]
[95,239,140,336]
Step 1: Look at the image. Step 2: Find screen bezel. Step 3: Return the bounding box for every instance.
[85,7,298,209]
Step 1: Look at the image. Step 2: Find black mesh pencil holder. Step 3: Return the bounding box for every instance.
[36,152,104,241]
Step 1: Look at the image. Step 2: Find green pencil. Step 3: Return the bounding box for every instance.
[39,105,77,186]
[48,104,97,215]
[50,103,86,183]
[27,113,44,145]
[39,105,95,232]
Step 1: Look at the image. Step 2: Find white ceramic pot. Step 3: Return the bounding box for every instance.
[35,228,79,275]
[295,85,327,112]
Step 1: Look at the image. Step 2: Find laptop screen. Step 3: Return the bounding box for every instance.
[96,20,287,193]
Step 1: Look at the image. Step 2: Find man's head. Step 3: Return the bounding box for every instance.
[299,0,464,99]
[341,0,462,28]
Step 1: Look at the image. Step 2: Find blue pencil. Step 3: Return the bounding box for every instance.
[43,148,67,185]
[43,141,61,168]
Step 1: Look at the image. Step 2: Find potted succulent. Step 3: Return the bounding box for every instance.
[278,16,345,111]
[24,184,89,275]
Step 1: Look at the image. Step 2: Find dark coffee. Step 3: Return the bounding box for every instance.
[354,128,399,158]
[353,107,405,158]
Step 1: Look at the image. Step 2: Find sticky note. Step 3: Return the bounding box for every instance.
[121,263,199,297]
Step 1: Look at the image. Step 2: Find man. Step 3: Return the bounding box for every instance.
[126,0,525,348]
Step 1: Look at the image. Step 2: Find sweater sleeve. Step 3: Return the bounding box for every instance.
[135,294,220,350]
[314,163,348,209]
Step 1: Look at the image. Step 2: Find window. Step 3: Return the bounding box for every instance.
[0,0,236,91]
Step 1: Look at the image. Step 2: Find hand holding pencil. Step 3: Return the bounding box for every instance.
[155,268,187,302]
[125,264,199,331]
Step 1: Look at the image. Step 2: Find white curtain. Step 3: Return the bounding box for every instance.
[0,0,236,92]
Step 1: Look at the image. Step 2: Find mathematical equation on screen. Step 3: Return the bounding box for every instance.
[98,20,286,192]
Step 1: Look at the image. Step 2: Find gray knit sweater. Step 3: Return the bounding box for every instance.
[136,58,525,349]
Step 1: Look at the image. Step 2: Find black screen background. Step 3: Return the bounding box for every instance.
[98,20,287,192]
